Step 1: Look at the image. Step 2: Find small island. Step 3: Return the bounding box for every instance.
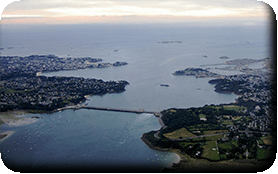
[0,131,14,142]
[159,41,182,44]
[172,67,219,78]
[219,56,229,59]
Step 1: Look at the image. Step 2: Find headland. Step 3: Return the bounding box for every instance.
[142,57,276,172]
[0,55,129,113]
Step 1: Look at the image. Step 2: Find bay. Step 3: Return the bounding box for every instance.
[0,23,270,171]
[1,110,176,172]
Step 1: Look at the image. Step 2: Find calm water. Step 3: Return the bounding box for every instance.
[0,23,271,171]
[1,110,176,172]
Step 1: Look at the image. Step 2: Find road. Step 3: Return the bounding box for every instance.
[57,105,161,116]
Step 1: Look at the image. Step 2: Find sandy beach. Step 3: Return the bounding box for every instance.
[165,153,181,169]
[0,131,15,142]
[2,117,39,127]
[0,110,41,127]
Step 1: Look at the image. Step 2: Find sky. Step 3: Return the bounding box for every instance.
[0,0,275,25]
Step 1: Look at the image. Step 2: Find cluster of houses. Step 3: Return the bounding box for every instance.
[0,55,128,78]
[0,75,128,111]
[0,55,129,111]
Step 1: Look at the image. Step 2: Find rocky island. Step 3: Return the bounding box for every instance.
[0,55,129,113]
[172,67,219,78]
[159,41,182,44]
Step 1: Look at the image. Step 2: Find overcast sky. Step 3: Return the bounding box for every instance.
[0,0,274,25]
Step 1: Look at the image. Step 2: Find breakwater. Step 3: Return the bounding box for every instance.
[57,105,162,117]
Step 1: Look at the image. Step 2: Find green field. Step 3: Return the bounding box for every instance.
[261,135,273,146]
[222,105,247,111]
[199,114,206,118]
[201,141,220,161]
[218,142,233,151]
[257,147,273,160]
[203,130,228,135]
[163,128,197,139]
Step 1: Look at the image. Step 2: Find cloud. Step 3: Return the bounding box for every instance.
[2,14,42,18]
[1,0,272,24]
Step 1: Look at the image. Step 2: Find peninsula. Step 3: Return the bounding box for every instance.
[0,55,129,113]
[0,55,128,80]
[0,55,276,172]
[172,67,219,78]
[142,57,276,172]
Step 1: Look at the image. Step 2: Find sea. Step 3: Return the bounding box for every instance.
[0,23,271,172]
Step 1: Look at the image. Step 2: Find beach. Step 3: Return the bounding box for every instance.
[0,131,15,143]
[0,110,41,127]
[164,152,181,169]
[0,118,39,145]
[2,117,39,127]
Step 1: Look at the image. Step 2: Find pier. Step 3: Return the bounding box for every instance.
[57,105,162,117]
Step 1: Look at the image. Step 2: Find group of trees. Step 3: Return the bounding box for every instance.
[208,79,247,94]
[161,109,201,132]
[160,105,244,134]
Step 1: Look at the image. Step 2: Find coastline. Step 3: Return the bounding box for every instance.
[2,117,39,127]
[141,132,183,171]
[164,152,181,169]
[0,131,15,143]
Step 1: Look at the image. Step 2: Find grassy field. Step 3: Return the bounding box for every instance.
[203,130,228,135]
[213,105,247,113]
[166,149,273,172]
[199,113,206,118]
[257,147,273,160]
[261,135,273,146]
[205,134,224,141]
[163,128,197,139]
[201,140,220,161]
[222,105,247,112]
[222,120,233,125]
[218,142,233,151]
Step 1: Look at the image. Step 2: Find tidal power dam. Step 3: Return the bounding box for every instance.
[57,105,162,117]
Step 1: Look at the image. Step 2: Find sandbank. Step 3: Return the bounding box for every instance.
[2,117,39,127]
[165,153,181,169]
[0,131,15,142]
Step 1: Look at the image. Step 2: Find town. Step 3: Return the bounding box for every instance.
[0,55,129,112]
[172,58,274,128]
[0,54,128,80]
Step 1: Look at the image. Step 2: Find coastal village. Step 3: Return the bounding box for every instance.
[0,54,276,172]
[142,57,276,172]
[0,55,128,80]
[0,55,129,112]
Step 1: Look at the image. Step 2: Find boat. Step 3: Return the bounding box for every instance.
[160,84,169,87]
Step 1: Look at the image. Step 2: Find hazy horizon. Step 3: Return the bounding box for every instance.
[0,0,275,26]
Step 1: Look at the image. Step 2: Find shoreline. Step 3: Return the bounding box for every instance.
[164,152,181,169]
[0,131,15,142]
[141,133,183,170]
[2,117,39,127]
